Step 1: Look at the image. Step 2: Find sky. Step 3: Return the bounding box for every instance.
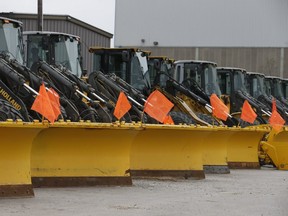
[1,0,116,34]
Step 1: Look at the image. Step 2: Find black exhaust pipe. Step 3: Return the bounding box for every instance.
[37,0,43,31]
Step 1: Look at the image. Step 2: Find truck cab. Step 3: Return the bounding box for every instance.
[0,17,24,63]
[23,31,83,78]
[173,60,221,98]
[89,47,151,95]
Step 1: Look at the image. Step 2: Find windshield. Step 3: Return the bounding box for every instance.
[148,59,157,85]
[135,51,148,75]
[250,75,266,98]
[131,53,150,90]
[273,79,284,98]
[26,34,82,77]
[233,71,247,92]
[54,36,82,77]
[0,20,24,64]
[26,35,47,68]
[148,59,172,87]
[203,64,221,96]
[264,79,272,96]
[183,62,221,96]
[282,80,288,99]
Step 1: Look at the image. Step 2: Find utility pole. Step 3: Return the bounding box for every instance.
[38,0,43,31]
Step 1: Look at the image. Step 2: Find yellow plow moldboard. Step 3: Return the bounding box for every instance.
[130,124,210,180]
[202,127,230,174]
[227,126,270,169]
[0,121,44,198]
[31,122,139,187]
[260,126,288,170]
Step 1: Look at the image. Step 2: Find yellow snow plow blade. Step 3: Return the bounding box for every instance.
[202,126,230,174]
[31,122,139,187]
[260,126,288,170]
[0,121,44,198]
[227,126,270,169]
[130,124,215,180]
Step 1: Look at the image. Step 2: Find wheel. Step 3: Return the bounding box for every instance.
[169,111,195,125]
[79,108,100,122]
[0,99,25,121]
[197,113,221,126]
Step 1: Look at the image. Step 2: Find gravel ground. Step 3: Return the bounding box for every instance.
[0,167,287,216]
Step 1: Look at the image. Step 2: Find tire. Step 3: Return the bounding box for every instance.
[169,111,195,125]
[0,99,25,121]
[197,113,221,126]
[79,107,101,122]
[237,117,262,128]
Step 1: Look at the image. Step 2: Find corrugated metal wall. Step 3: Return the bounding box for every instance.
[0,13,112,73]
[115,0,288,78]
[144,47,285,77]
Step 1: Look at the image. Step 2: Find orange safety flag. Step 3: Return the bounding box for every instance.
[272,97,277,112]
[31,83,57,123]
[163,115,174,125]
[210,93,229,121]
[269,98,285,132]
[47,88,61,120]
[144,90,174,123]
[113,91,132,120]
[240,100,257,124]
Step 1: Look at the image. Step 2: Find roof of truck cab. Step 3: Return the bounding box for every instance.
[217,67,246,72]
[174,60,217,66]
[246,72,266,77]
[23,31,80,40]
[265,75,282,80]
[89,47,151,55]
[0,16,22,26]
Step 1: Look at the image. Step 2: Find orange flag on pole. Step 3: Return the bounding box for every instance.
[269,98,285,132]
[47,88,61,120]
[113,91,131,120]
[163,115,174,125]
[144,90,174,123]
[31,83,57,123]
[210,93,229,121]
[240,100,257,124]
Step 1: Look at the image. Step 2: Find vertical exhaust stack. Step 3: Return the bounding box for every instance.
[37,0,43,31]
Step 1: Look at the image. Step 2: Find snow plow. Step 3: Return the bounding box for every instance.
[0,121,45,197]
[260,126,288,170]
[31,122,140,187]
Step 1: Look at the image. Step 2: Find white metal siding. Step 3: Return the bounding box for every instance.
[115,0,288,47]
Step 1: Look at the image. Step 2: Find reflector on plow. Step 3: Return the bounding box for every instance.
[130,124,213,180]
[31,122,139,187]
[0,121,44,198]
[227,126,270,169]
[260,126,288,170]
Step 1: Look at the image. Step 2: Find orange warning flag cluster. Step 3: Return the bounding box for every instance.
[240,100,257,124]
[31,83,61,123]
[210,93,229,121]
[144,90,174,123]
[113,92,132,120]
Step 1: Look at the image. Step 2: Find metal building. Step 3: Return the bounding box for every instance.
[0,12,113,73]
[114,0,288,77]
